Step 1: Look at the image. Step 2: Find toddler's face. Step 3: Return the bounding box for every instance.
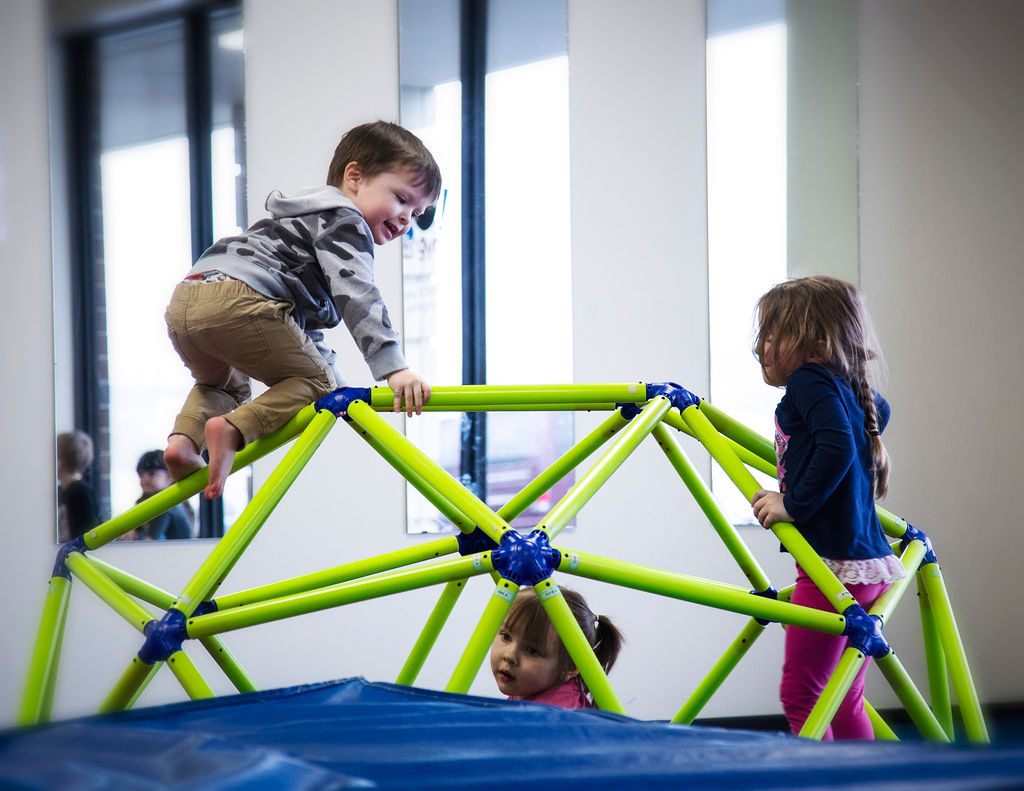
[344,166,435,246]
[490,621,567,699]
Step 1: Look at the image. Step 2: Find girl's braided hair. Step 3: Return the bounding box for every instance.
[753,275,890,498]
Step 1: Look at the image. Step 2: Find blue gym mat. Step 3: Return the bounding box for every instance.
[2,677,1022,789]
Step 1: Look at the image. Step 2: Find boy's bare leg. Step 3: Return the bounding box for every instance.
[164,433,206,481]
[204,416,243,500]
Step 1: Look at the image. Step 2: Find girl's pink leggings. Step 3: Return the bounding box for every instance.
[781,565,890,740]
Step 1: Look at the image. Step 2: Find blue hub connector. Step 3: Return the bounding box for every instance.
[457,527,499,556]
[52,536,88,580]
[490,530,561,586]
[842,603,891,658]
[315,386,373,421]
[900,523,937,566]
[138,608,189,665]
[616,402,643,421]
[750,586,779,626]
[645,382,701,412]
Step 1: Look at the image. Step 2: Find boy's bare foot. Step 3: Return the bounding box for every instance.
[204,416,243,500]
[164,434,205,481]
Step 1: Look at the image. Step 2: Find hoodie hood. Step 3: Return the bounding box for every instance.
[265,185,360,219]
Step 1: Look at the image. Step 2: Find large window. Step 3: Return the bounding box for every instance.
[706,0,787,526]
[399,0,573,532]
[61,3,246,539]
[706,0,860,526]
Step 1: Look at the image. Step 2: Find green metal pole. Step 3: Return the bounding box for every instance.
[917,562,989,743]
[500,409,633,523]
[875,506,910,541]
[88,556,177,610]
[98,657,162,714]
[84,404,320,549]
[354,424,478,533]
[680,401,909,542]
[187,555,489,638]
[173,408,338,615]
[799,541,926,740]
[345,400,511,545]
[165,649,215,700]
[672,617,767,723]
[559,549,845,634]
[799,646,867,740]
[86,557,257,695]
[62,553,168,713]
[918,574,954,738]
[367,383,649,411]
[652,423,772,592]
[65,553,155,634]
[696,398,776,464]
[396,579,468,686]
[445,578,519,694]
[539,397,673,540]
[869,540,926,623]
[874,651,951,742]
[395,411,636,690]
[199,636,259,694]
[18,575,72,726]
[215,537,460,610]
[662,409,778,479]
[681,404,854,614]
[865,700,899,740]
[535,578,626,714]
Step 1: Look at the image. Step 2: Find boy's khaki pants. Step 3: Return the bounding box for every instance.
[165,278,336,452]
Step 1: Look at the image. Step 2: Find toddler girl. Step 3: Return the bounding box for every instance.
[490,586,623,709]
[750,275,906,740]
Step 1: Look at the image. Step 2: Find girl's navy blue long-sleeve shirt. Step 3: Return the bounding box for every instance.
[775,363,893,561]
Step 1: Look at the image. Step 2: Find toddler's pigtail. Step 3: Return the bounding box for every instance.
[592,614,625,675]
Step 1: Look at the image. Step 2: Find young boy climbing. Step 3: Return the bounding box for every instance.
[164,121,442,499]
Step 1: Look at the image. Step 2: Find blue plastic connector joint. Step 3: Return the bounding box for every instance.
[490,529,561,586]
[137,608,189,665]
[900,523,938,566]
[750,586,779,626]
[52,536,88,580]
[315,386,373,421]
[616,402,642,421]
[192,600,219,618]
[456,527,499,556]
[842,603,891,658]
[645,382,701,412]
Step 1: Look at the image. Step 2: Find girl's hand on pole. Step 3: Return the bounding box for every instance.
[751,489,792,529]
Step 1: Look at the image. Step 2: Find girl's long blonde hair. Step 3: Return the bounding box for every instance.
[753,275,891,498]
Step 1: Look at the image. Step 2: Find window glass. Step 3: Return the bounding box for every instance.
[400,0,573,533]
[98,21,196,518]
[92,9,246,534]
[706,0,787,525]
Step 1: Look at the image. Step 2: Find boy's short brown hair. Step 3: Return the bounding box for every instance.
[56,430,94,475]
[326,120,442,202]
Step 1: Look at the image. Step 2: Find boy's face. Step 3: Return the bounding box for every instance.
[341,164,435,246]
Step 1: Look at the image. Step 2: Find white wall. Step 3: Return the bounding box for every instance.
[0,0,60,725]
[2,0,1022,728]
[858,0,1024,709]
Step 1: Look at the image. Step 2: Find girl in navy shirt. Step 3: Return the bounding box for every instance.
[750,275,905,740]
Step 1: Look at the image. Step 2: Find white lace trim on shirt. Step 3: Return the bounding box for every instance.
[823,554,907,585]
